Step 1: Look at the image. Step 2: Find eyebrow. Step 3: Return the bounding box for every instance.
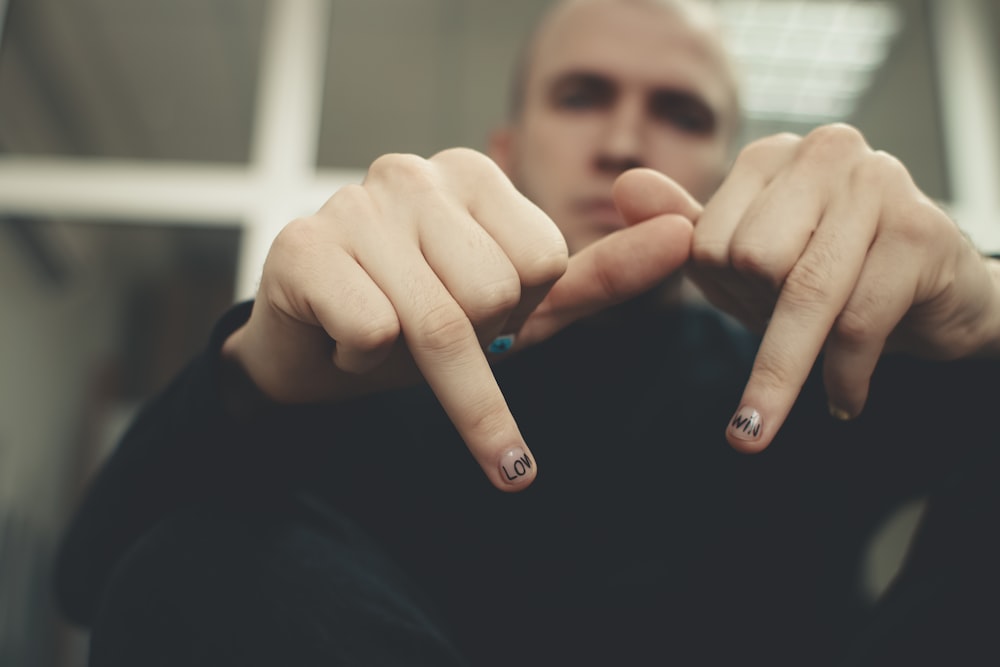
[649,88,718,133]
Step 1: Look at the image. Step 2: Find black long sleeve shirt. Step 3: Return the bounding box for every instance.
[55,299,1000,665]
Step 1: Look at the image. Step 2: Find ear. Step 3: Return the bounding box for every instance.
[487,125,515,177]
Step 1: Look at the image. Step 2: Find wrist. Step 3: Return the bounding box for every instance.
[216,308,278,419]
[219,328,276,419]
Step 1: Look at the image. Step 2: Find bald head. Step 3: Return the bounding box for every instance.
[488,0,740,253]
[508,0,741,136]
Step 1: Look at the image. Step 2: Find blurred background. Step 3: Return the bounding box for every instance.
[0,0,998,664]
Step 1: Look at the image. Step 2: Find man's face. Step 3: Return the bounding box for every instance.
[493,0,736,254]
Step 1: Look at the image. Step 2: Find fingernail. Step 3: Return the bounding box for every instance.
[488,334,516,355]
[728,406,762,441]
[499,447,534,485]
[828,402,853,421]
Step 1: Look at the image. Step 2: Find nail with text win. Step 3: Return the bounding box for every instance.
[729,406,762,441]
[499,448,534,485]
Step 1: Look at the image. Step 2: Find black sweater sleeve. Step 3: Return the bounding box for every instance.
[54,299,437,628]
[54,301,266,625]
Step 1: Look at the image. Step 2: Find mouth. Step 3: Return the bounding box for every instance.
[573,198,625,231]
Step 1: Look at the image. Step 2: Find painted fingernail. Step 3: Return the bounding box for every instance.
[499,447,534,485]
[828,402,853,421]
[729,406,762,441]
[488,334,516,355]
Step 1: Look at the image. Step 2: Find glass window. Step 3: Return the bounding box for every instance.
[0,0,266,162]
[317,0,547,168]
[0,217,240,664]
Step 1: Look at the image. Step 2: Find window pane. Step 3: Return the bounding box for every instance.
[317,0,546,168]
[0,0,266,162]
[316,0,950,201]
[726,0,949,201]
[0,217,239,663]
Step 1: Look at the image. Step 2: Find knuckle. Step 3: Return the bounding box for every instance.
[351,317,401,352]
[270,216,319,259]
[886,196,942,247]
[729,241,786,287]
[832,306,879,348]
[691,237,730,268]
[455,396,513,451]
[320,183,374,218]
[431,146,492,171]
[858,152,943,250]
[431,147,511,188]
[432,147,524,206]
[803,123,867,153]
[871,149,909,180]
[463,400,513,445]
[750,351,796,395]
[465,276,521,321]
[735,132,800,169]
[412,302,474,355]
[367,152,435,187]
[781,256,835,311]
[519,242,569,287]
[853,150,908,191]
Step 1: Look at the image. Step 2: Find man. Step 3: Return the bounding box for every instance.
[56,0,1000,665]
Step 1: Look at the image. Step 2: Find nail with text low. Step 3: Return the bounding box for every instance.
[499,447,534,485]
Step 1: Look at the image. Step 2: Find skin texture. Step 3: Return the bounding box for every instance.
[690,125,1000,451]
[223,0,1000,487]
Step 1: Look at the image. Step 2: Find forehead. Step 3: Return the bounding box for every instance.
[527,1,733,111]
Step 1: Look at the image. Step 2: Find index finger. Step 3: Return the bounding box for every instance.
[727,186,879,453]
[387,259,537,492]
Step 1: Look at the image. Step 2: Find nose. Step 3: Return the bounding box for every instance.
[594,95,646,176]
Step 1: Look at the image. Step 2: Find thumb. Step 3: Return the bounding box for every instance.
[612,167,703,225]
[516,211,694,348]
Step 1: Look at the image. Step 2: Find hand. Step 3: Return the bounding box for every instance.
[687,123,1000,453]
[223,150,698,490]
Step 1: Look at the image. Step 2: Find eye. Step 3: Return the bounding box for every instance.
[650,91,717,135]
[558,88,603,110]
[549,74,615,112]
